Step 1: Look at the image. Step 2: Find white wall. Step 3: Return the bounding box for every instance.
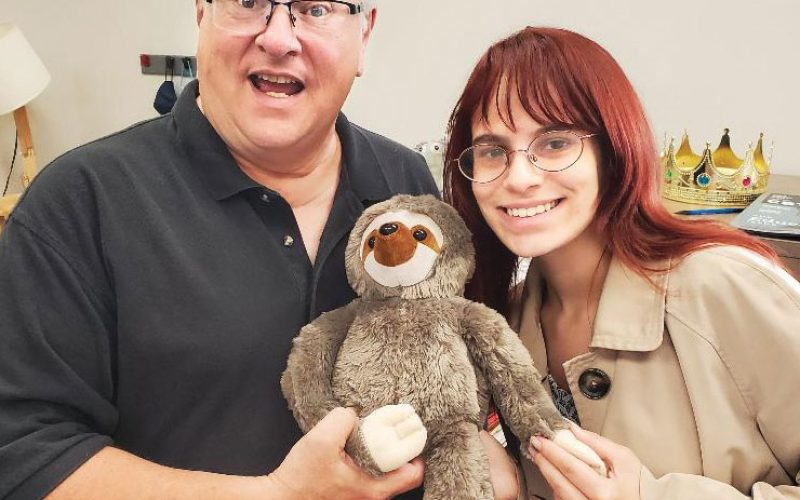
[0,0,198,193]
[1,0,798,198]
[344,0,800,176]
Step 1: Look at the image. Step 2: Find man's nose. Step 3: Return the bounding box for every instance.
[503,151,545,192]
[256,5,302,57]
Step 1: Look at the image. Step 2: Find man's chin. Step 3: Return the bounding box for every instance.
[241,123,317,153]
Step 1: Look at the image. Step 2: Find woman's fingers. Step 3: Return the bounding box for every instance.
[532,446,589,500]
[534,436,607,494]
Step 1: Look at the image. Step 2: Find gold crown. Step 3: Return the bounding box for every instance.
[661,129,772,206]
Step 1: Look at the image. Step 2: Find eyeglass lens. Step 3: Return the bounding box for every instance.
[458,131,588,183]
[211,0,357,35]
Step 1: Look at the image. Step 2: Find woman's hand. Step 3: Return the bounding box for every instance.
[480,429,519,500]
[529,424,641,500]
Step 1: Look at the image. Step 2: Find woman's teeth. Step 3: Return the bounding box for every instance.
[505,200,559,218]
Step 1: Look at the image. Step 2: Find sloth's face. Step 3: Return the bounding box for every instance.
[359,210,444,288]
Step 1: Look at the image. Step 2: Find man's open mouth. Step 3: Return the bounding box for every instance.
[249,73,305,98]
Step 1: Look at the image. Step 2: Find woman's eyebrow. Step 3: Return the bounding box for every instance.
[472,125,571,145]
[472,133,506,144]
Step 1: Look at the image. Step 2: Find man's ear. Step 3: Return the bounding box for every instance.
[364,7,377,36]
[356,8,377,77]
[196,0,205,26]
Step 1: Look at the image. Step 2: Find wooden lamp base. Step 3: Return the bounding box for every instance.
[0,105,38,230]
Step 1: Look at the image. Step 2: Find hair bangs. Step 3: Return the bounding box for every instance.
[472,31,602,135]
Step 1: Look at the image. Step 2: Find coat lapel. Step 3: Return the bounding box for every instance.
[515,256,669,433]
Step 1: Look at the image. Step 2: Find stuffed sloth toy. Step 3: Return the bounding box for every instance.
[281,194,605,499]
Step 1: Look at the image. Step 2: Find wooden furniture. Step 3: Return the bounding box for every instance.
[0,106,39,232]
[663,174,800,279]
[0,23,50,232]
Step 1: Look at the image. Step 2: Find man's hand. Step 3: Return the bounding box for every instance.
[529,424,641,500]
[269,407,425,500]
[479,430,519,500]
[359,403,427,472]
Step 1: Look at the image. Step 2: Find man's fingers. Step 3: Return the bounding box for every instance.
[374,457,425,497]
[307,407,358,447]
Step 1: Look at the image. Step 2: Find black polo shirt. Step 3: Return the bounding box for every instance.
[0,80,437,499]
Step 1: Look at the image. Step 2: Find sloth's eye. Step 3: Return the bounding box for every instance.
[413,229,427,241]
[368,236,376,248]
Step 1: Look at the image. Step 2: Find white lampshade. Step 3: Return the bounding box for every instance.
[0,23,51,115]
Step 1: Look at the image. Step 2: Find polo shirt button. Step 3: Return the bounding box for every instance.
[260,193,270,203]
[283,235,294,247]
[578,368,611,400]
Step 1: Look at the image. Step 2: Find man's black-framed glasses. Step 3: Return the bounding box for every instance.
[456,131,598,184]
[205,0,363,35]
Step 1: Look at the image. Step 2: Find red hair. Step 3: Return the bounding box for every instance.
[444,27,777,315]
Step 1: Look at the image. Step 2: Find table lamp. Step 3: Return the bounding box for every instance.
[0,23,50,228]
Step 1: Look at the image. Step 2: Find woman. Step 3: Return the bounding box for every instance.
[444,27,800,499]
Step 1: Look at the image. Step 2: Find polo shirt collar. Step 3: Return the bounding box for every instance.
[172,80,258,200]
[334,113,393,206]
[172,80,393,206]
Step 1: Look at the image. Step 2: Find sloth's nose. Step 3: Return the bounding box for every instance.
[379,223,398,236]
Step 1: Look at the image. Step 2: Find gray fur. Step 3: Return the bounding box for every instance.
[346,423,384,475]
[282,195,567,499]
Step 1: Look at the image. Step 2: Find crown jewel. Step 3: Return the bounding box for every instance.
[661,129,772,206]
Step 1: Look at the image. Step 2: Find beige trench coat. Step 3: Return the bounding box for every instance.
[509,246,800,499]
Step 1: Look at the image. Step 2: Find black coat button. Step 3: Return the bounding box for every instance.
[578,368,611,400]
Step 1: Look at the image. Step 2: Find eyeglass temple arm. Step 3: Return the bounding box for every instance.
[346,1,364,14]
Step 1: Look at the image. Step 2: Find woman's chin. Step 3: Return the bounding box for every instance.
[501,237,560,260]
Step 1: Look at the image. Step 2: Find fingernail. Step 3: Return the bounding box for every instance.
[527,444,537,459]
[530,436,542,450]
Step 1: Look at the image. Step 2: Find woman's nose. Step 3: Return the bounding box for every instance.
[503,151,545,192]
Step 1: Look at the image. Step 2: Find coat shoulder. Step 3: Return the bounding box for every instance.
[665,245,800,352]
[669,245,799,303]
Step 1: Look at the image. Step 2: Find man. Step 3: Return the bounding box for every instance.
[0,1,521,498]
[0,0,434,498]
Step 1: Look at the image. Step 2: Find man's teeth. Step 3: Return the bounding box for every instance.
[257,74,298,84]
[265,91,290,98]
[506,200,559,218]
